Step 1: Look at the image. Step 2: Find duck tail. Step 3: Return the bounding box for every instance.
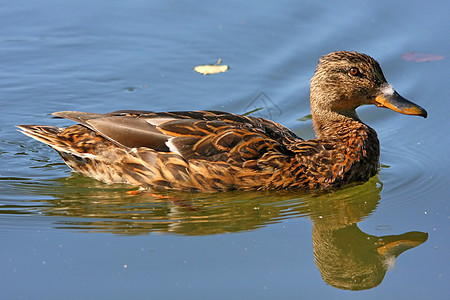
[17,125,67,151]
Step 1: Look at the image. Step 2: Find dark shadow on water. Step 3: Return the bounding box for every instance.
[8,174,427,291]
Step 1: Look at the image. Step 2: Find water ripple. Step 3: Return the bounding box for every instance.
[377,133,445,212]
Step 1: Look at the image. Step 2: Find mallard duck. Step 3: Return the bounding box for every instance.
[18,51,427,192]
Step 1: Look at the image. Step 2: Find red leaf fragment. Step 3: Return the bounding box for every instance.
[402,52,444,62]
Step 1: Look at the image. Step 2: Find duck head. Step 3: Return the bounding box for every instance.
[310,51,427,135]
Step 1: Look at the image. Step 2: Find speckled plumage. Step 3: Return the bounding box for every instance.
[18,51,427,192]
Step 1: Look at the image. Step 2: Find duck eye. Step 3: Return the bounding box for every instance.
[349,67,360,76]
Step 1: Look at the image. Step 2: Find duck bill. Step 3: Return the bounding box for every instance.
[376,231,428,257]
[372,86,427,118]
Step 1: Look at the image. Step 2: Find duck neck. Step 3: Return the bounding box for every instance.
[311,109,363,139]
[311,107,380,185]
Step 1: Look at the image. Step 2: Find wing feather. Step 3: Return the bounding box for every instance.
[50,110,305,167]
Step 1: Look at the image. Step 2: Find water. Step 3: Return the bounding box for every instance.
[1,0,449,298]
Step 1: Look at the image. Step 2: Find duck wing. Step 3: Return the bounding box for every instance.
[52,110,302,166]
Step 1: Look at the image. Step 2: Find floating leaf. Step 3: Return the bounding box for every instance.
[242,107,264,116]
[297,114,312,122]
[402,52,443,62]
[194,58,229,75]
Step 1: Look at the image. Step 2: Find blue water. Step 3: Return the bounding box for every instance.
[1,0,449,299]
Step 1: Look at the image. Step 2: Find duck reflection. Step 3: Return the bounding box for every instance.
[308,194,427,290]
[32,174,426,290]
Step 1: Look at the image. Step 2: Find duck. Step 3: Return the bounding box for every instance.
[18,51,427,192]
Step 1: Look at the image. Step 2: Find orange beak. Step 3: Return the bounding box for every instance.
[372,88,427,118]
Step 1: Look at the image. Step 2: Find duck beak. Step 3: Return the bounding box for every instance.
[372,84,427,118]
[376,231,428,257]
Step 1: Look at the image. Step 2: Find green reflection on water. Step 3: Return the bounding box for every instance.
[7,173,427,291]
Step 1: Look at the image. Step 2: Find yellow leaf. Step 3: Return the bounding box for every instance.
[194,60,229,75]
